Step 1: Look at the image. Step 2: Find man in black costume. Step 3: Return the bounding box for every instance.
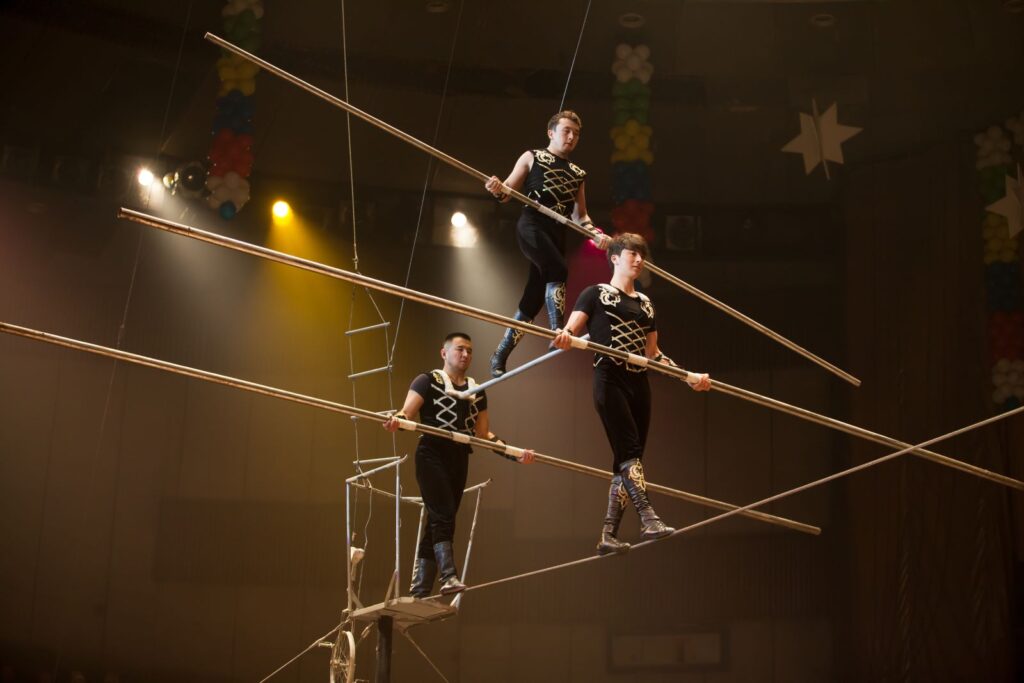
[554,234,712,555]
[484,110,609,377]
[383,332,533,596]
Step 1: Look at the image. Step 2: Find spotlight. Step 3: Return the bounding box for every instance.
[137,168,155,187]
[450,211,467,227]
[273,200,291,219]
[174,161,207,198]
[450,223,478,248]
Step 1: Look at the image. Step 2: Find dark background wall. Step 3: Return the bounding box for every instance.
[1,0,1023,681]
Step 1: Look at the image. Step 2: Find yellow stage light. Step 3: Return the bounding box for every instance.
[272,200,291,219]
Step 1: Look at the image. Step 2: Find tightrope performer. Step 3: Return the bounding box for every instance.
[554,234,712,555]
[383,332,534,597]
[485,110,609,377]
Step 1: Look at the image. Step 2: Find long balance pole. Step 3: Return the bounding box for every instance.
[117,208,1024,492]
[203,32,860,388]
[0,320,820,535]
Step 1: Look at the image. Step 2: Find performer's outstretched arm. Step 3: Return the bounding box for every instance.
[572,183,609,249]
[484,151,532,202]
[645,331,712,392]
[474,409,535,464]
[553,311,589,348]
[382,390,424,431]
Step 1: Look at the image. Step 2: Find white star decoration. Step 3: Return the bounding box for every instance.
[986,165,1024,238]
[782,100,862,179]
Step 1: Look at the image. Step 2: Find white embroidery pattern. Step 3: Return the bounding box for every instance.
[550,282,566,312]
[597,284,621,307]
[603,311,648,373]
[534,149,556,164]
[639,295,654,319]
[430,370,480,434]
[530,150,581,215]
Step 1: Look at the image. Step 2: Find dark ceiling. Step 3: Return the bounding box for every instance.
[2,0,1023,206]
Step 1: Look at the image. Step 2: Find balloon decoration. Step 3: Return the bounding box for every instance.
[612,44,653,84]
[977,120,1024,409]
[974,125,1012,170]
[991,358,1024,407]
[609,43,654,244]
[204,0,263,219]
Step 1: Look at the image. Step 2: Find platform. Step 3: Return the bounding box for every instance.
[348,597,457,628]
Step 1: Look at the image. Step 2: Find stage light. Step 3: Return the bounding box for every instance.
[273,200,291,219]
[137,168,155,187]
[450,211,467,228]
[450,223,478,248]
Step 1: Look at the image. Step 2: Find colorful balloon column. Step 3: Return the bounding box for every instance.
[205,0,263,219]
[976,117,1024,408]
[609,44,654,243]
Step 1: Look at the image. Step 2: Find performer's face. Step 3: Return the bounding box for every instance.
[547,118,580,156]
[441,337,473,372]
[612,248,645,279]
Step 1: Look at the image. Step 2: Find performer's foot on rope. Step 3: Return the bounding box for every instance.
[433,541,466,595]
[596,474,631,555]
[490,310,531,377]
[620,458,675,541]
[409,557,437,598]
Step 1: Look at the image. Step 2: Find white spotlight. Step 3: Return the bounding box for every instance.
[450,211,467,228]
[137,168,155,187]
[450,223,478,248]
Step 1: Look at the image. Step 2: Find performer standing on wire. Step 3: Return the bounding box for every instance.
[554,233,712,555]
[484,110,610,377]
[383,332,534,597]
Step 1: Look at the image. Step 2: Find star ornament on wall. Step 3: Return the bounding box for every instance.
[782,100,862,179]
[986,165,1024,238]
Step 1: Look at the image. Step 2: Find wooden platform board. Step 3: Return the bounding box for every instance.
[349,597,456,628]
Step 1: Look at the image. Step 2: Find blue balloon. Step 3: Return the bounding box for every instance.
[219,201,238,220]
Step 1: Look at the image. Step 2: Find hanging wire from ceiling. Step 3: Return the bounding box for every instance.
[559,0,593,112]
[388,0,466,359]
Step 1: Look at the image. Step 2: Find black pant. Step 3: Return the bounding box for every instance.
[593,364,651,473]
[515,210,567,317]
[415,437,470,560]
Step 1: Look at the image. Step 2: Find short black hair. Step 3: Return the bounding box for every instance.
[607,232,650,269]
[444,332,472,344]
[547,110,582,132]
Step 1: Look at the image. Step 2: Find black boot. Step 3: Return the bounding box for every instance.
[619,458,675,540]
[544,282,566,330]
[596,474,630,555]
[490,310,531,377]
[433,541,466,595]
[409,557,437,598]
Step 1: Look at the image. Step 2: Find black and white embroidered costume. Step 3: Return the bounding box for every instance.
[513,149,585,319]
[407,369,488,563]
[573,283,657,472]
[491,150,587,376]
